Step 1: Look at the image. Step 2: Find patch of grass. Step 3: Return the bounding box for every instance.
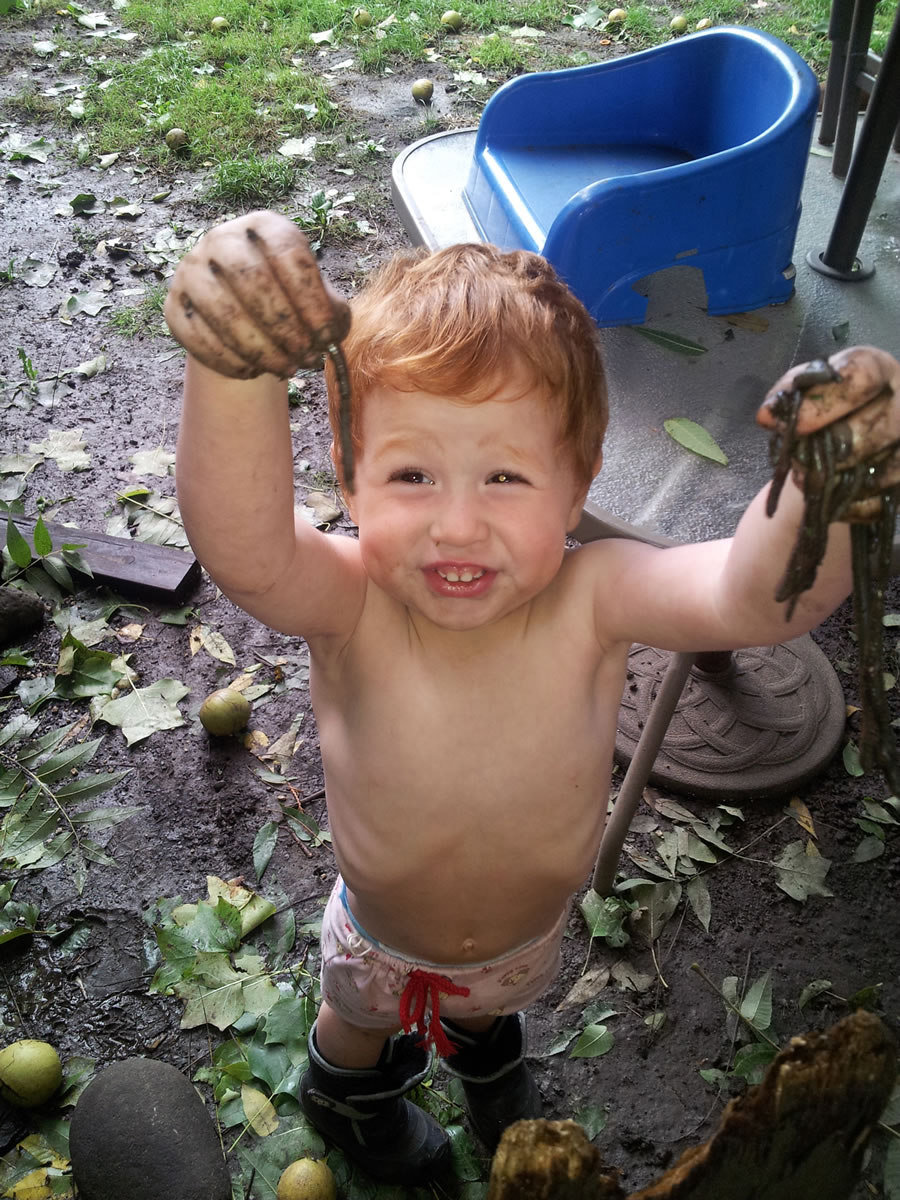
[108,283,169,339]
[80,35,342,162]
[10,0,866,168]
[469,33,532,73]
[204,155,298,208]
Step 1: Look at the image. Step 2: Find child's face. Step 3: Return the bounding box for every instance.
[345,378,592,631]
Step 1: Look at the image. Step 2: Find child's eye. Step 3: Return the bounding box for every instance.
[389,468,434,485]
[488,471,526,485]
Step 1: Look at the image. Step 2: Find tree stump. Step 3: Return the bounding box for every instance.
[488,1010,896,1200]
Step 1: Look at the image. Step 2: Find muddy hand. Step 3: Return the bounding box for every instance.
[164,211,351,380]
[757,346,900,505]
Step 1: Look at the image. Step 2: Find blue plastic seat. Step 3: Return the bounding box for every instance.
[463,27,820,326]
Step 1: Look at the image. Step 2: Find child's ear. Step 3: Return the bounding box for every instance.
[566,452,603,531]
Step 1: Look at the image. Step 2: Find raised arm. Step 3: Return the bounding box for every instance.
[166,212,366,639]
[593,346,900,652]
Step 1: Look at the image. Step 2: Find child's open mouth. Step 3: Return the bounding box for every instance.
[425,564,495,596]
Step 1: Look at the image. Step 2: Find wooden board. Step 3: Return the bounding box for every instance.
[7,517,201,603]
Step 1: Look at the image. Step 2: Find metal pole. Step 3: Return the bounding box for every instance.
[591,650,697,896]
[819,0,900,274]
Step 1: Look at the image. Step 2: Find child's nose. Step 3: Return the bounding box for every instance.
[430,490,488,547]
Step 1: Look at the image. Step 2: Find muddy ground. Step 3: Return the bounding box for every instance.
[1,8,899,1200]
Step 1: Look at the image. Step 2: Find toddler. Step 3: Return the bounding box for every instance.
[165,211,900,1185]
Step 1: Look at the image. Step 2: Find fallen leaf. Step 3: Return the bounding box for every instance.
[59,292,113,322]
[189,623,236,665]
[556,966,610,1009]
[278,136,317,158]
[772,839,833,901]
[116,623,144,642]
[569,1023,614,1058]
[664,418,728,465]
[77,11,112,28]
[633,327,707,355]
[130,446,175,477]
[29,428,90,471]
[109,196,144,218]
[74,353,107,377]
[610,960,654,992]
[788,796,816,836]
[4,135,53,162]
[21,257,57,287]
[92,678,189,745]
[685,875,711,932]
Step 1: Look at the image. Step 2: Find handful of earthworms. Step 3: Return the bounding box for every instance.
[760,358,900,793]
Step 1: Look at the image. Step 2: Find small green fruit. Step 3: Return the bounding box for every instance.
[669,14,688,32]
[165,127,188,149]
[198,688,251,736]
[352,7,372,27]
[607,7,627,21]
[0,1040,63,1109]
[277,1159,337,1200]
[411,77,434,102]
[695,16,713,28]
[440,9,464,30]
[210,15,229,31]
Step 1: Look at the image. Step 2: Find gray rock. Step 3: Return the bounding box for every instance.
[69,1058,231,1200]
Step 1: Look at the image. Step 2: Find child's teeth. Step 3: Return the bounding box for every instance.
[440,569,483,582]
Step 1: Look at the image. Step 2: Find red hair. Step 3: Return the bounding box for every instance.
[325,243,608,487]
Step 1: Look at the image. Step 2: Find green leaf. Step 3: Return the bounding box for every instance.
[69,804,145,829]
[843,740,865,777]
[739,971,773,1031]
[32,515,53,557]
[773,840,833,902]
[685,875,711,932]
[61,548,92,578]
[851,835,884,862]
[253,821,279,882]
[861,798,900,824]
[798,978,832,1010]
[579,888,632,948]
[263,995,316,1049]
[633,327,708,355]
[542,1027,579,1056]
[628,880,682,945]
[573,1103,607,1140]
[93,678,189,745]
[569,1023,614,1059]
[731,1041,777,1084]
[664,418,728,465]
[447,1124,483,1183]
[5,519,32,568]
[54,770,133,803]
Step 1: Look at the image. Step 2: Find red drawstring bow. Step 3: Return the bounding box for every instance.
[399,968,471,1057]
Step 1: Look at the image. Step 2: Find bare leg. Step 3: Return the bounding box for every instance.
[316,1000,399,1068]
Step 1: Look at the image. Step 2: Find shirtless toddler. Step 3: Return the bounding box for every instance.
[166,211,900,1185]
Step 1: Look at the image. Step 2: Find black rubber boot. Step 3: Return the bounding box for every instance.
[299,1021,451,1186]
[440,1012,543,1150]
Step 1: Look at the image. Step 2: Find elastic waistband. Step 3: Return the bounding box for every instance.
[336,879,567,971]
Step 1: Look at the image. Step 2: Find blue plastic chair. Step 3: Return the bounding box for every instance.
[463,27,820,327]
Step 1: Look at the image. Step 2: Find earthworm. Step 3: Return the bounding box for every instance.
[327,342,355,494]
[765,361,900,792]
